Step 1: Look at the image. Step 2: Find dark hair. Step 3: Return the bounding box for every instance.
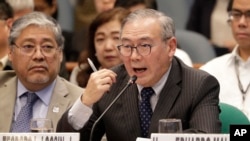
[0,0,13,20]
[115,0,157,10]
[76,7,130,87]
[36,0,58,19]
[227,0,233,12]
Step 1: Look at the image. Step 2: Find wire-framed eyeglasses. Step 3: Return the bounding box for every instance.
[12,42,60,57]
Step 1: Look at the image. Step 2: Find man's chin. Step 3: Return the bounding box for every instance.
[27,76,49,84]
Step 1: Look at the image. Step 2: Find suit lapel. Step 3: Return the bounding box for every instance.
[149,58,182,134]
[46,77,71,128]
[0,77,17,131]
[123,84,141,137]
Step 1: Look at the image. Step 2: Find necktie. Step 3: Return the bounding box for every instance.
[139,87,154,138]
[12,93,38,132]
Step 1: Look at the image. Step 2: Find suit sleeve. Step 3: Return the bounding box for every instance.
[185,74,221,133]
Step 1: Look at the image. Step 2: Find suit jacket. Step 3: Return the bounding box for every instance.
[186,0,216,39]
[0,70,83,132]
[57,57,221,141]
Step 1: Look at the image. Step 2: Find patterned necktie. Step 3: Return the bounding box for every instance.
[12,92,38,132]
[139,87,154,138]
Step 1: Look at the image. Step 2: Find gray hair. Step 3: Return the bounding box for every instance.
[6,0,34,12]
[121,9,175,41]
[9,12,64,48]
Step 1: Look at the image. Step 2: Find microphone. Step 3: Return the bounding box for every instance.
[89,75,137,141]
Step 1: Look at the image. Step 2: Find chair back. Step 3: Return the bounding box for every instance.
[157,0,194,29]
[219,103,250,133]
[175,29,216,64]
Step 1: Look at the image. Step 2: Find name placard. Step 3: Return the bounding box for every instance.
[0,133,79,141]
[151,133,229,141]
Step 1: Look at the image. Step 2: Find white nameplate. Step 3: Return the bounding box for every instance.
[0,133,79,141]
[151,133,229,141]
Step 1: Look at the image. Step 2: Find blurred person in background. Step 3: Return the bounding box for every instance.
[70,7,130,87]
[0,1,13,71]
[200,0,250,120]
[72,0,116,62]
[33,0,75,62]
[6,0,34,22]
[114,0,157,12]
[186,0,237,56]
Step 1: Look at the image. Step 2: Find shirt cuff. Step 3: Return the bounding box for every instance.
[68,96,93,130]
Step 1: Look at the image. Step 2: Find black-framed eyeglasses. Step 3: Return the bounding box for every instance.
[12,42,60,57]
[228,10,250,22]
[117,44,152,56]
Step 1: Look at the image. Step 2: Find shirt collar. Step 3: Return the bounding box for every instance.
[230,44,250,65]
[17,79,57,106]
[137,63,172,96]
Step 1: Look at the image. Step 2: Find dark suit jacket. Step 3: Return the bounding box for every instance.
[186,0,230,56]
[186,0,216,39]
[57,57,221,141]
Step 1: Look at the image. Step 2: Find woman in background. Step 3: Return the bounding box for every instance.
[70,7,130,87]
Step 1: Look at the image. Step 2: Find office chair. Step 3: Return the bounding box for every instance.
[157,0,194,29]
[175,29,216,64]
[219,103,250,133]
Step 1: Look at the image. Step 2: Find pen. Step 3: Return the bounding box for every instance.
[87,58,98,72]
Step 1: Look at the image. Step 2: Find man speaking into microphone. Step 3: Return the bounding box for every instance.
[57,9,221,141]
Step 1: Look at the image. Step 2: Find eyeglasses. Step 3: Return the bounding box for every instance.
[12,42,60,57]
[117,44,152,56]
[228,10,250,22]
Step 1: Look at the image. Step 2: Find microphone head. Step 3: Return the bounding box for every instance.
[131,75,137,84]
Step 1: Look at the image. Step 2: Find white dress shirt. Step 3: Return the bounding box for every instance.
[200,46,250,119]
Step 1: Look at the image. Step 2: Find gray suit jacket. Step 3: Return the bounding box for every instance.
[0,71,83,132]
[57,57,221,141]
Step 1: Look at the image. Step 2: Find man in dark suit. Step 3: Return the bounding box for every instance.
[57,9,221,141]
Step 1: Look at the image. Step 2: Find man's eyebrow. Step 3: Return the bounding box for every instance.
[231,9,250,13]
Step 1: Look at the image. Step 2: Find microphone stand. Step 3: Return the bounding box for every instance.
[89,75,137,141]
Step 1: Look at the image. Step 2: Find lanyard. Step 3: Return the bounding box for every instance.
[234,58,250,101]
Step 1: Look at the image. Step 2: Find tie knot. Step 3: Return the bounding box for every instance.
[26,93,38,104]
[141,87,154,100]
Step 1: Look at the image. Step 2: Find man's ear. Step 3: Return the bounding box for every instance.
[6,18,14,29]
[167,37,177,56]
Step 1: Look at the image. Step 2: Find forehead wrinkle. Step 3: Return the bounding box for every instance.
[121,36,153,43]
[20,37,54,44]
